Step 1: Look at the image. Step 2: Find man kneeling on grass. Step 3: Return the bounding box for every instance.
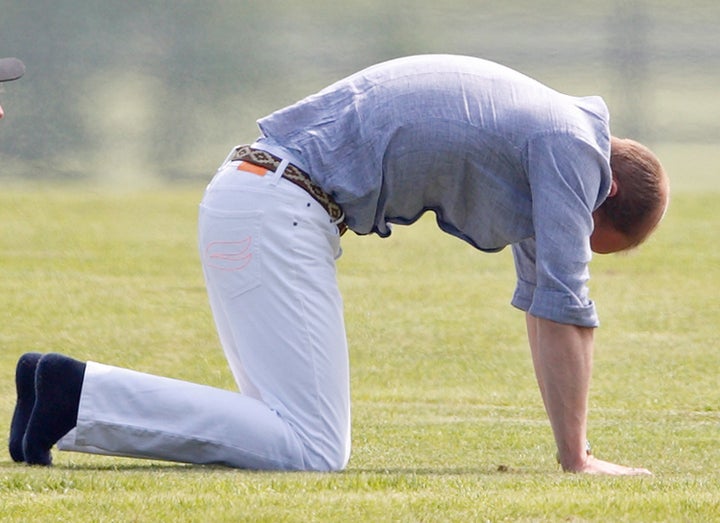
[9,55,668,474]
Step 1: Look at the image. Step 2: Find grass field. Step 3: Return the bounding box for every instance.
[0,180,718,521]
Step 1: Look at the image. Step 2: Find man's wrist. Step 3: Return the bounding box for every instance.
[556,440,592,466]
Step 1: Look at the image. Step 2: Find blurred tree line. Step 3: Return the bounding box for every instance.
[1,0,719,184]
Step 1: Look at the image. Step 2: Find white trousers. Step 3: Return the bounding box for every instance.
[58,156,351,471]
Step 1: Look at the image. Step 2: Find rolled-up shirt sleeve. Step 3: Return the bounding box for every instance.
[510,133,611,328]
[511,238,599,327]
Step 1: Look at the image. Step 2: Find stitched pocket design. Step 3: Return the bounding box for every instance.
[205,237,254,272]
[199,207,263,297]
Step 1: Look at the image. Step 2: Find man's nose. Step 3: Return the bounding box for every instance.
[0,104,4,119]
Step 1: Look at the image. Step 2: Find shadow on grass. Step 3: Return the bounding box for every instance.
[4,459,537,476]
[346,466,538,475]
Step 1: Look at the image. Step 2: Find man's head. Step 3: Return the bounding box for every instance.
[0,57,25,120]
[590,137,670,254]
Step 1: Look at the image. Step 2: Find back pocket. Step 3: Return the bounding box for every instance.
[199,206,264,297]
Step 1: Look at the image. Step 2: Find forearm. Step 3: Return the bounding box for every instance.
[525,313,594,471]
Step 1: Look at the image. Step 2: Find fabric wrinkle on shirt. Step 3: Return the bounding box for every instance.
[255,54,613,327]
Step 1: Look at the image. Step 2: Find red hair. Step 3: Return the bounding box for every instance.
[599,137,669,245]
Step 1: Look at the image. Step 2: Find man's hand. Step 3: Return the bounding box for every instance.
[572,455,652,476]
[525,313,651,475]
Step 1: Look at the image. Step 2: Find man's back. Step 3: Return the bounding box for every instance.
[257,55,610,251]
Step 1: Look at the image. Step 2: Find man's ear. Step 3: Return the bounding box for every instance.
[608,178,618,198]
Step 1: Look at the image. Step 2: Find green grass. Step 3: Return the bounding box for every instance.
[0,185,718,522]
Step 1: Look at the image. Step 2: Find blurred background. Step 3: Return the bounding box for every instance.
[0,0,718,189]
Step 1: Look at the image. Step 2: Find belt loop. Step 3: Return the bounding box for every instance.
[218,145,241,171]
[269,158,290,186]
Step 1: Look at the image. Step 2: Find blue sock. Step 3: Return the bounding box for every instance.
[22,354,86,466]
[8,353,43,462]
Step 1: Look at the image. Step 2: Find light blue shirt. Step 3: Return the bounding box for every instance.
[256,55,612,327]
